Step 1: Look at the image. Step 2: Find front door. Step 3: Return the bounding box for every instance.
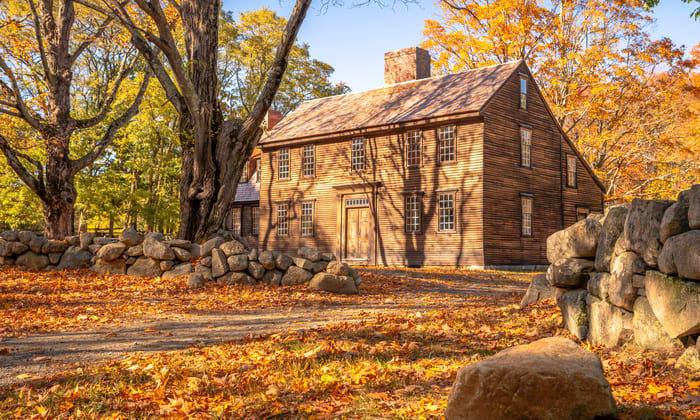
[345,206,370,261]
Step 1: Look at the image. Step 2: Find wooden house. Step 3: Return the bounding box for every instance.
[256,47,605,267]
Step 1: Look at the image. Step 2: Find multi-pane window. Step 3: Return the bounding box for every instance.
[251,206,259,235]
[405,195,421,233]
[406,131,421,167]
[438,192,455,232]
[520,76,528,109]
[521,196,533,236]
[301,201,314,236]
[567,155,577,187]
[278,148,290,179]
[253,159,261,183]
[231,207,241,235]
[351,137,365,171]
[520,127,532,167]
[302,144,315,177]
[438,126,455,163]
[276,203,289,236]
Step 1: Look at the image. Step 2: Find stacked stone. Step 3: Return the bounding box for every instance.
[530,184,699,368]
[0,230,77,270]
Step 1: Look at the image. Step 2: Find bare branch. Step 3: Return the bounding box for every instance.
[0,133,45,197]
[69,14,115,65]
[0,56,45,130]
[27,0,51,82]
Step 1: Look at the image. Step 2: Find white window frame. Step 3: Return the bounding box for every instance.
[438,192,456,232]
[351,137,365,171]
[567,155,577,188]
[300,201,314,236]
[251,206,259,235]
[520,127,532,168]
[521,195,533,237]
[404,194,422,233]
[302,144,315,177]
[231,207,241,235]
[520,76,528,109]
[276,203,289,236]
[278,148,290,179]
[405,130,421,167]
[438,126,456,163]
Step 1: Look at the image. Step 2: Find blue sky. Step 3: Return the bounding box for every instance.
[221,0,700,92]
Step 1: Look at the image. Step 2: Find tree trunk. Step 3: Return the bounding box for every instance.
[41,130,77,240]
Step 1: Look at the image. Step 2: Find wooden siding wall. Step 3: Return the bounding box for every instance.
[259,120,485,266]
[482,62,603,265]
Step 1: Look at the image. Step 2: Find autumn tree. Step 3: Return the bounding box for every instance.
[0,0,149,239]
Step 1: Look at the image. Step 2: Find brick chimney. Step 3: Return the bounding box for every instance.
[384,47,431,85]
[264,109,283,130]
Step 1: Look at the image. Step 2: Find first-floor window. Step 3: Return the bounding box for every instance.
[405,195,421,233]
[301,201,314,236]
[276,203,289,236]
[567,155,577,187]
[231,207,241,235]
[438,192,455,231]
[521,195,533,236]
[251,206,259,235]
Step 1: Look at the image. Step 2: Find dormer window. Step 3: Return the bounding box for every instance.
[519,75,527,109]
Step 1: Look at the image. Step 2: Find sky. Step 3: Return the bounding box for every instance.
[221,0,700,92]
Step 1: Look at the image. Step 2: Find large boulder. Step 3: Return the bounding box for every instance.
[546,217,602,263]
[220,240,246,256]
[172,247,191,262]
[124,245,143,257]
[546,258,594,288]
[557,289,589,340]
[262,269,283,286]
[275,253,293,271]
[608,251,645,311]
[91,258,127,275]
[659,193,690,243]
[258,251,276,270]
[312,260,329,273]
[42,240,68,254]
[644,270,700,338]
[160,260,176,271]
[187,273,205,289]
[200,237,224,258]
[298,246,322,262]
[16,251,49,269]
[293,257,314,271]
[444,337,617,420]
[56,246,93,270]
[624,198,674,267]
[688,184,700,229]
[79,232,95,250]
[29,236,47,254]
[675,347,700,372]
[632,297,680,351]
[161,262,193,280]
[0,239,11,257]
[18,231,36,245]
[657,230,700,280]
[594,205,628,272]
[211,248,228,278]
[119,227,141,247]
[227,254,249,272]
[587,272,611,301]
[247,261,265,280]
[127,257,162,277]
[96,242,127,262]
[309,272,358,295]
[10,242,28,255]
[218,271,256,285]
[281,266,313,286]
[519,273,556,308]
[0,231,18,241]
[142,237,175,260]
[587,295,634,348]
[326,260,353,277]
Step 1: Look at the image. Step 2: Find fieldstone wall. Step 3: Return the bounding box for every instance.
[523,184,699,367]
[0,228,362,295]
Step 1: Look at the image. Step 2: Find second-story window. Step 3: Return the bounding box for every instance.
[520,76,528,109]
[303,144,315,177]
[231,207,241,235]
[520,127,532,168]
[438,126,456,163]
[406,130,421,167]
[276,203,289,236]
[278,148,290,179]
[351,137,365,171]
[567,155,577,187]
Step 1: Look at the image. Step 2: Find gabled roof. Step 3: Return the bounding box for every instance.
[261,60,522,144]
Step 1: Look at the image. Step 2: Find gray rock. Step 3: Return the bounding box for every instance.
[609,251,646,311]
[220,240,247,256]
[96,243,127,262]
[658,230,700,280]
[172,247,191,262]
[88,244,102,254]
[93,237,117,246]
[143,232,165,242]
[258,251,276,270]
[124,245,143,257]
[659,198,690,244]
[91,258,127,275]
[119,228,141,247]
[326,260,353,277]
[200,237,224,258]
[546,217,602,263]
[200,256,212,267]
[57,247,93,270]
[187,273,205,289]
[624,198,675,267]
[595,205,628,272]
[194,264,213,281]
[298,246,322,262]
[587,272,611,301]
[10,242,28,255]
[675,346,700,372]
[18,231,37,245]
[312,260,329,273]
[557,289,589,340]
[142,237,175,260]
[127,257,162,277]
[309,272,358,295]
[644,270,700,338]
[227,254,249,271]
[65,235,80,247]
[688,184,700,229]
[248,248,259,262]
[520,273,556,307]
[48,252,62,265]
[263,269,283,286]
[349,267,362,286]
[444,337,617,420]
[546,258,595,288]
[321,252,335,262]
[126,257,136,265]
[162,263,193,280]
[190,243,201,258]
[160,260,176,271]
[0,239,11,257]
[0,231,18,241]
[16,251,49,269]
[79,232,95,250]
[633,297,680,351]
[275,253,293,271]
[281,265,314,286]
[42,240,68,254]
[293,257,314,271]
[218,271,256,285]
[29,236,47,254]
[166,239,191,250]
[247,261,265,280]
[587,295,634,348]
[211,248,228,278]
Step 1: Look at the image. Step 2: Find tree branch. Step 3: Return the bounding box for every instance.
[0,57,46,130]
[27,0,52,82]
[69,13,115,65]
[0,133,45,197]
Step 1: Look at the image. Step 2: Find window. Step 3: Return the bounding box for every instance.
[521,195,533,236]
[276,203,289,236]
[520,127,532,168]
[520,76,527,109]
[251,206,259,235]
[301,201,314,236]
[438,192,455,232]
[302,144,314,177]
[405,195,421,233]
[567,155,577,187]
[406,131,421,167]
[351,137,365,171]
[231,207,241,235]
[346,198,369,207]
[438,126,455,163]
[254,159,261,183]
[278,148,290,179]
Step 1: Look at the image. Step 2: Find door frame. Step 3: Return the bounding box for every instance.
[333,181,381,265]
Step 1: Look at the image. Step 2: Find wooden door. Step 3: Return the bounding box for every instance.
[345,207,370,260]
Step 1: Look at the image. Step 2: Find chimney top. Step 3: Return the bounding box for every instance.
[264,109,283,131]
[384,47,431,85]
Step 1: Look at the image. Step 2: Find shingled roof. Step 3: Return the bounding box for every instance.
[261,60,522,144]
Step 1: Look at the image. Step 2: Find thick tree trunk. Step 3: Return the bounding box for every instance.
[41,132,77,239]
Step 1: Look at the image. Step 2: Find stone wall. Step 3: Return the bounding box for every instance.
[524,184,699,363]
[0,228,362,295]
